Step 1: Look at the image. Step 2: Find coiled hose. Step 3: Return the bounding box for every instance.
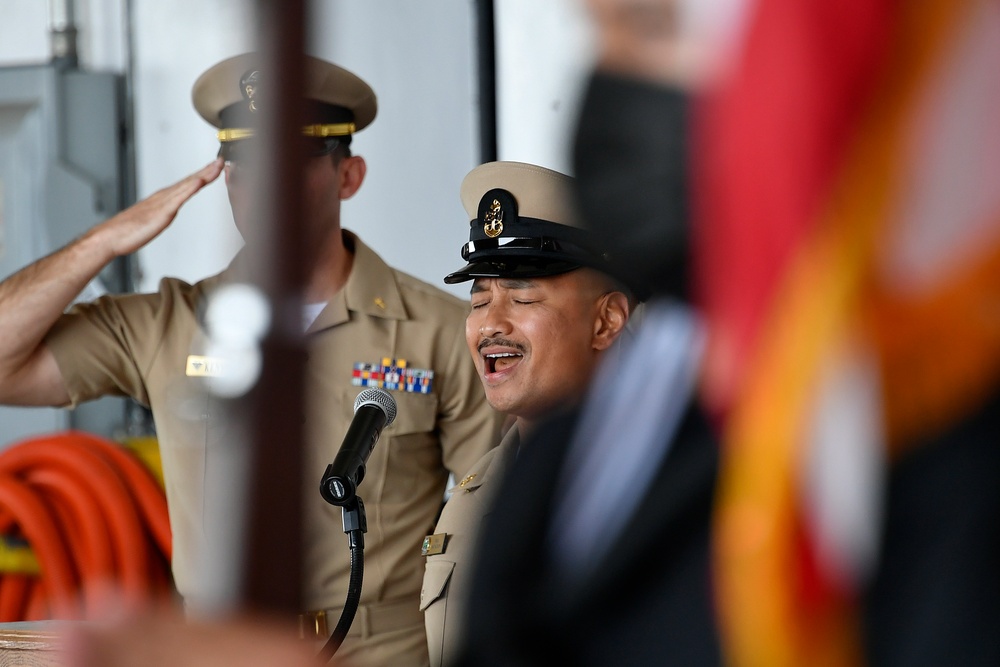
[0,430,172,620]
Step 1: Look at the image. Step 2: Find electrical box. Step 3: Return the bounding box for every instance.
[0,64,131,448]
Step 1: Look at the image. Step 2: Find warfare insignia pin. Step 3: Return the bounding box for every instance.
[240,69,260,112]
[483,198,504,238]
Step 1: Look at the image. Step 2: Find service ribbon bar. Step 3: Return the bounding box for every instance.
[352,358,434,394]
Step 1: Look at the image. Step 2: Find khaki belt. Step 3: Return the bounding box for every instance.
[298,597,422,640]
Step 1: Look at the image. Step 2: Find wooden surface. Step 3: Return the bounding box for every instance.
[0,622,66,667]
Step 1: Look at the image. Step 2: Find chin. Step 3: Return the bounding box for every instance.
[484,393,519,417]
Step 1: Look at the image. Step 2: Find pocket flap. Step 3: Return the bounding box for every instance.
[419,560,455,611]
[340,387,439,436]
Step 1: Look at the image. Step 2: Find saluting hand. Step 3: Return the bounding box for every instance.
[0,159,224,408]
[94,158,224,258]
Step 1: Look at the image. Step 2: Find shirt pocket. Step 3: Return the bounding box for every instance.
[338,388,439,436]
[337,389,441,503]
[420,559,455,611]
[384,391,441,492]
[384,391,439,436]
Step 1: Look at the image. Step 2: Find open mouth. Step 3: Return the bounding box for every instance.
[484,352,522,374]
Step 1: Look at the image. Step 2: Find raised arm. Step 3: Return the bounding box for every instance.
[0,159,223,406]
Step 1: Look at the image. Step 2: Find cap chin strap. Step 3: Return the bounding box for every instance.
[461,235,602,262]
[217,122,356,142]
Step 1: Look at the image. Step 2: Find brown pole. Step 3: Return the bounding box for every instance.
[238,0,309,614]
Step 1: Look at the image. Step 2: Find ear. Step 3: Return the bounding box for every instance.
[592,291,630,351]
[338,155,367,199]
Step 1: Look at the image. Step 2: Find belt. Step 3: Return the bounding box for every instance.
[298,597,423,640]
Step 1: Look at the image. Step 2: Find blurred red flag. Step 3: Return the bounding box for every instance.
[693,0,1000,663]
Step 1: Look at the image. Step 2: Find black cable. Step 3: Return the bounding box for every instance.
[318,498,367,662]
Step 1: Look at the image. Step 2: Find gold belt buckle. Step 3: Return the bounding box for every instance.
[298,609,329,640]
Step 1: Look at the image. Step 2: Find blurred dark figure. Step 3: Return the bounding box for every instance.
[451,1,724,664]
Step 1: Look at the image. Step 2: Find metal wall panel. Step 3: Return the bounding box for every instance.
[0,64,130,448]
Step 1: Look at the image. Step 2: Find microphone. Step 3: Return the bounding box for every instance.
[320,387,398,506]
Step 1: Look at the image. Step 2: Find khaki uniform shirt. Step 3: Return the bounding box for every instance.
[45,232,502,667]
[421,424,520,666]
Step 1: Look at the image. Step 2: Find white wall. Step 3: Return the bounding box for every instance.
[307,1,483,297]
[495,0,594,174]
[0,1,49,65]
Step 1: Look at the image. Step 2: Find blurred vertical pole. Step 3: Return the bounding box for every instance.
[475,0,498,163]
[239,0,309,613]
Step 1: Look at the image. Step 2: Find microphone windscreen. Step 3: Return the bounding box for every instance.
[353,387,398,426]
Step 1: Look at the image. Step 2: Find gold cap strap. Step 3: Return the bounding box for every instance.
[302,122,356,138]
[217,122,356,143]
[217,128,254,142]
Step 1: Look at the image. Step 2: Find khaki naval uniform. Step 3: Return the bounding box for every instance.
[45,232,502,667]
[421,424,521,666]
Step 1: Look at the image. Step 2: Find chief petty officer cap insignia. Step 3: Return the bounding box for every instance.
[444,161,647,300]
[191,52,377,160]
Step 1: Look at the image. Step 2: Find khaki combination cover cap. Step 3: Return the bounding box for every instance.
[191,52,378,131]
[446,161,646,300]
[445,160,616,286]
[459,161,579,228]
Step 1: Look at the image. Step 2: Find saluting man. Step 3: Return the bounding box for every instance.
[420,161,642,666]
[0,53,502,667]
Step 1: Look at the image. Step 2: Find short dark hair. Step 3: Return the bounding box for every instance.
[329,141,352,164]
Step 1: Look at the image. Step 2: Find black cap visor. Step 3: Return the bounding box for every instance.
[444,257,583,284]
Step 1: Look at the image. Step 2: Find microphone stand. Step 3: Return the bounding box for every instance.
[316,387,395,661]
[317,496,367,663]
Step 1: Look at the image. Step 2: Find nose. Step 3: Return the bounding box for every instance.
[473,301,513,339]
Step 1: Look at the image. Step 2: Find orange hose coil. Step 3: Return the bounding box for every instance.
[0,430,173,620]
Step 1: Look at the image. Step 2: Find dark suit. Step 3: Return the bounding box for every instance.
[452,399,723,666]
[862,386,1000,666]
[453,382,1000,667]
[448,71,721,667]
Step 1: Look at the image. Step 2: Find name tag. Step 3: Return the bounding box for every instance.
[421,533,447,556]
[185,355,226,377]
